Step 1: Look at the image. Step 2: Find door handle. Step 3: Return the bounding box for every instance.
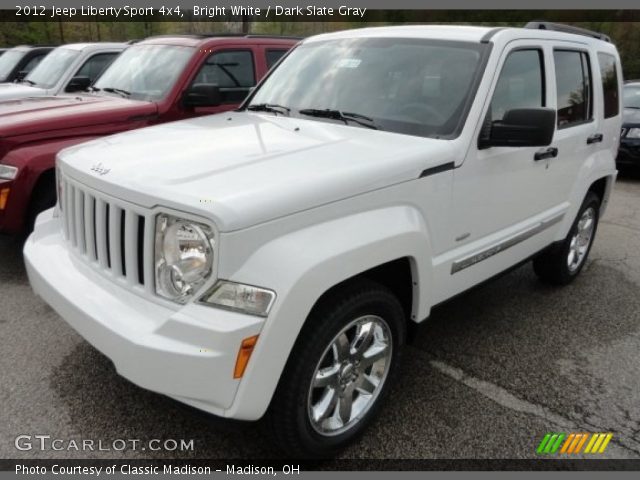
[587,133,604,144]
[534,147,558,161]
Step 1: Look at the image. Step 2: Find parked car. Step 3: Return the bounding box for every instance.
[0,34,297,234]
[25,23,621,456]
[0,43,126,101]
[0,45,54,83]
[617,80,640,168]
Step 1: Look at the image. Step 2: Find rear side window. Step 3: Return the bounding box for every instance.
[266,49,288,70]
[76,53,118,83]
[194,50,256,104]
[554,50,592,128]
[489,49,544,123]
[597,53,619,118]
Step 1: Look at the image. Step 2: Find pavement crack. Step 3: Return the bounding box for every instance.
[427,358,640,458]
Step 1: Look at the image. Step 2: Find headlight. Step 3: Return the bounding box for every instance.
[200,281,276,317]
[154,214,214,304]
[0,165,18,180]
[625,127,640,139]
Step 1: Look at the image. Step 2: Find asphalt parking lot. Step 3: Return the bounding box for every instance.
[1,172,639,461]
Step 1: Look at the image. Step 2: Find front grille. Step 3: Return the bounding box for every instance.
[59,175,155,293]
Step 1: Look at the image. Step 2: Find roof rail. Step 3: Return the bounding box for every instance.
[525,21,611,43]
[144,33,303,41]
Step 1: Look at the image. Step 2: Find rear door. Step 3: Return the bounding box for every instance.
[544,45,600,208]
[595,51,622,167]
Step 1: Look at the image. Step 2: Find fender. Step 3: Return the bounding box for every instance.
[0,137,101,233]
[554,149,616,242]
[220,205,433,420]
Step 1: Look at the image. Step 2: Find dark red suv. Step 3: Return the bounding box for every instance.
[0,34,297,234]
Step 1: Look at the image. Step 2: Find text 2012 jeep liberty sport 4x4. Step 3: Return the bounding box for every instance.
[25,23,622,456]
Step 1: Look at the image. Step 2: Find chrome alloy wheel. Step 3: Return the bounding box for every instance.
[567,207,596,273]
[307,315,392,436]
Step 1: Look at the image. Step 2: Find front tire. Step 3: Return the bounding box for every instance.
[267,279,406,457]
[533,191,600,285]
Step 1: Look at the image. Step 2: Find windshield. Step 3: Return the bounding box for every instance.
[0,50,25,82]
[623,85,640,109]
[94,44,193,101]
[25,47,80,89]
[249,38,486,138]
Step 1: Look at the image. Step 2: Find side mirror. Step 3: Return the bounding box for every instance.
[183,84,221,108]
[479,108,556,149]
[65,76,91,93]
[15,70,28,82]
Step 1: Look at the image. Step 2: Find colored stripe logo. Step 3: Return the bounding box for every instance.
[537,433,613,454]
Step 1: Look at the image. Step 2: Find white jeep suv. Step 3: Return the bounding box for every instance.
[25,23,622,456]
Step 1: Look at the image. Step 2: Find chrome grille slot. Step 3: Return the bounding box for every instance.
[59,175,153,290]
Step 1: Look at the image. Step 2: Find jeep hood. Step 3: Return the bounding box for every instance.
[0,94,157,139]
[59,112,457,232]
[623,107,640,126]
[0,82,45,101]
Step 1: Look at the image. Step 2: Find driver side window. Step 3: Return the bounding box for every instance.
[192,50,256,104]
[490,49,545,123]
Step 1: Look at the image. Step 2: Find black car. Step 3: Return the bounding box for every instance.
[618,81,640,168]
[0,45,54,83]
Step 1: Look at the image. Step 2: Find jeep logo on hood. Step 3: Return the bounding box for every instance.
[90,163,111,176]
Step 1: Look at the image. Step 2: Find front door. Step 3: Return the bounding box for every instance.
[446,42,563,295]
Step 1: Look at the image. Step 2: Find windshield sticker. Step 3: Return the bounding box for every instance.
[336,58,362,69]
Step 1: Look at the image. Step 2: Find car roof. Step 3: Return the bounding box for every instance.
[56,42,128,52]
[8,45,55,52]
[137,34,300,49]
[306,24,614,48]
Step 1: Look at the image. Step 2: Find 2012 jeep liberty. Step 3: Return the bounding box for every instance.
[25,23,622,456]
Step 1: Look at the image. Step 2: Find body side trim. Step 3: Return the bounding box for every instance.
[451,212,565,274]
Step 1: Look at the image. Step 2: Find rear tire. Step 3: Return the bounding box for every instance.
[267,278,406,457]
[533,191,600,285]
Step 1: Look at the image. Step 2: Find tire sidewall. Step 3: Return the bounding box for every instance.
[291,289,405,455]
[561,194,600,280]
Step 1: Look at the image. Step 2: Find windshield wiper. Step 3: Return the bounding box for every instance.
[298,109,378,129]
[21,79,36,86]
[247,103,291,116]
[101,87,131,98]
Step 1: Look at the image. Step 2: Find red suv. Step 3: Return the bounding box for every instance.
[0,34,298,234]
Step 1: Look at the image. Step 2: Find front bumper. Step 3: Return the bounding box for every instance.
[617,139,640,166]
[24,210,265,418]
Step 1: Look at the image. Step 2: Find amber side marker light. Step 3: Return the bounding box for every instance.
[234,335,259,379]
[0,188,10,210]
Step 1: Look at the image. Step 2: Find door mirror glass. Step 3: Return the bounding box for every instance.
[183,83,221,107]
[480,107,556,148]
[65,76,91,92]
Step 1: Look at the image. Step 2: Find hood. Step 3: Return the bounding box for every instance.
[0,82,45,101]
[623,107,640,126]
[0,94,157,139]
[59,112,457,232]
